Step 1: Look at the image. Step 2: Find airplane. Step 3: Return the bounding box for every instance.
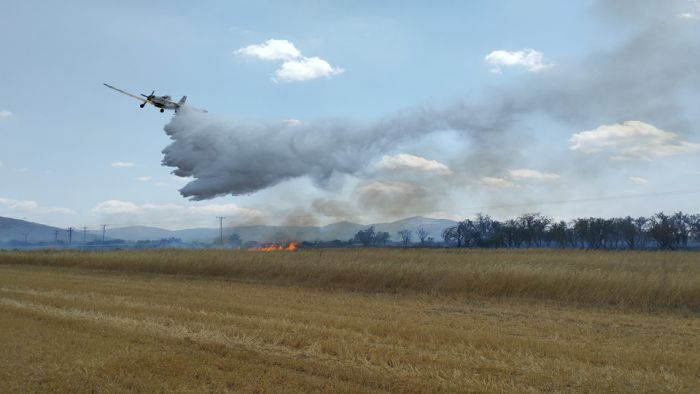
[103,83,188,113]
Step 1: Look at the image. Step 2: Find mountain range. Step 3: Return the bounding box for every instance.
[0,216,457,244]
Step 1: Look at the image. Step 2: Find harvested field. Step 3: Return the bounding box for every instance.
[0,249,699,392]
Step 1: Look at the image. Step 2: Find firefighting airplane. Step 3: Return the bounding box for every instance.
[103,83,196,113]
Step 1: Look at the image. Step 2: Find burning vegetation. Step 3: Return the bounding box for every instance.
[249,242,299,251]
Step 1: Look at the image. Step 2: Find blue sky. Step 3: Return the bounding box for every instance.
[1,0,699,229]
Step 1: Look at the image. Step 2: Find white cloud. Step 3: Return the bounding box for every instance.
[481,177,516,189]
[376,154,452,175]
[0,197,38,210]
[0,197,75,215]
[236,39,343,83]
[283,118,303,127]
[569,121,700,160]
[91,200,139,214]
[484,49,553,73]
[92,200,262,228]
[235,39,301,61]
[273,57,344,83]
[629,176,648,185]
[44,207,78,215]
[135,176,152,182]
[111,161,135,168]
[0,110,12,119]
[508,168,560,182]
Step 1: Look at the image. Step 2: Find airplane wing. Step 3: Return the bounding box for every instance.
[103,83,147,103]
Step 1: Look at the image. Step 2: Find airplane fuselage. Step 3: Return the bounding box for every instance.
[147,96,179,110]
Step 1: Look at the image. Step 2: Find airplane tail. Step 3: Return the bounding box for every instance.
[178,96,187,105]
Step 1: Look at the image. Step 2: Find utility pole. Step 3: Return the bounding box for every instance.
[101,224,108,243]
[22,233,28,244]
[54,230,59,243]
[217,217,225,245]
[67,227,73,245]
[83,227,88,243]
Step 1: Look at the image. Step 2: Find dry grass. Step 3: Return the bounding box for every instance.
[0,249,699,392]
[1,248,699,311]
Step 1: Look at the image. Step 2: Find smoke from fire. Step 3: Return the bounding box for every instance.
[161,0,699,211]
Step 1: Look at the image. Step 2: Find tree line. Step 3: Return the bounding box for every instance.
[351,212,700,250]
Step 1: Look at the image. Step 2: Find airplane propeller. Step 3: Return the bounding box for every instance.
[140,90,155,99]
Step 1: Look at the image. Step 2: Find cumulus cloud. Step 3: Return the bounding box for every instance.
[0,197,38,210]
[235,39,343,82]
[569,121,700,160]
[0,197,75,215]
[0,110,12,119]
[376,154,452,175]
[111,161,135,168]
[481,177,516,189]
[629,176,648,185]
[508,169,560,182]
[273,56,344,83]
[484,49,553,73]
[235,39,301,61]
[92,200,262,228]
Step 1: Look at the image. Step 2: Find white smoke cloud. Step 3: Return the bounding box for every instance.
[484,49,553,73]
[235,39,343,83]
[569,121,700,160]
[376,154,452,175]
[162,99,522,200]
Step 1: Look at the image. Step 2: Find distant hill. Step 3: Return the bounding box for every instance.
[0,216,457,244]
[0,217,62,243]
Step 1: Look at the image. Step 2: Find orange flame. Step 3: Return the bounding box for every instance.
[250,242,299,251]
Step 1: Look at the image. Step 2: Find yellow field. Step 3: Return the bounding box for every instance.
[1,249,699,392]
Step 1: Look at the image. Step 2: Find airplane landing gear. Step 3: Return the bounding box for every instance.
[139,103,145,108]
[160,108,164,113]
